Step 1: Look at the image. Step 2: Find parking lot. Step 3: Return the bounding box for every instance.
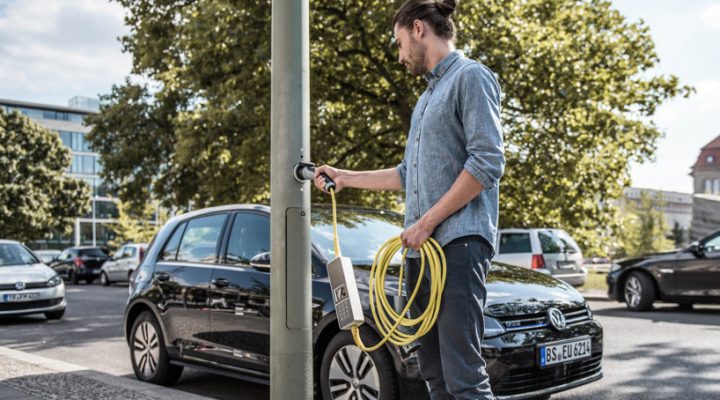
[1,284,719,400]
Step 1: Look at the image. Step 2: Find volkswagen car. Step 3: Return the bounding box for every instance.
[124,205,603,399]
[0,240,66,320]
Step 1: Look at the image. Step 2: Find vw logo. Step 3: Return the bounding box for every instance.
[547,307,566,331]
[14,282,26,291]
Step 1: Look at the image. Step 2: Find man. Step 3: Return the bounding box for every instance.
[314,0,504,398]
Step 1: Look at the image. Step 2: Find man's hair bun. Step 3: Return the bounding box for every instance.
[435,0,457,17]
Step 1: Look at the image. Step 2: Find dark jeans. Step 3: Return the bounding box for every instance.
[405,235,495,400]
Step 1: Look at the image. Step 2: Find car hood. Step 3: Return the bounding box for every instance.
[0,263,56,284]
[618,250,681,267]
[351,262,585,318]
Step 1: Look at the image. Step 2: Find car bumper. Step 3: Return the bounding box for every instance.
[607,272,622,301]
[553,270,587,286]
[0,284,66,316]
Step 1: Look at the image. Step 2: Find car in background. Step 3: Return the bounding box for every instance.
[494,228,587,286]
[124,205,603,399]
[608,228,720,311]
[34,249,62,265]
[50,247,109,285]
[0,240,66,320]
[101,243,148,286]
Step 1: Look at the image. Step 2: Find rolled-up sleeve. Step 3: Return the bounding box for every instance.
[396,158,407,189]
[459,64,505,190]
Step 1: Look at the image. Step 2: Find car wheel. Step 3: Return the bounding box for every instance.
[320,327,397,400]
[101,272,111,286]
[45,309,65,320]
[69,270,79,285]
[678,303,693,310]
[130,311,183,385]
[624,272,655,311]
[86,278,95,284]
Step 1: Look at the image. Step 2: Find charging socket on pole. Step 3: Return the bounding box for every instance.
[327,256,364,330]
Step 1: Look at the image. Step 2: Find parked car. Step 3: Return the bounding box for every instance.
[494,228,587,286]
[608,228,720,311]
[101,243,148,286]
[0,240,66,320]
[50,247,109,284]
[33,249,62,265]
[124,205,603,399]
[584,257,612,273]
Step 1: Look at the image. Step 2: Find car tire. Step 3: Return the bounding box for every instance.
[624,271,655,311]
[130,311,183,385]
[101,272,111,286]
[45,309,65,320]
[320,327,397,400]
[86,279,95,285]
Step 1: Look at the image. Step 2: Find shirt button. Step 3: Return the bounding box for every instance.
[414,190,418,194]
[416,138,420,143]
[413,163,417,167]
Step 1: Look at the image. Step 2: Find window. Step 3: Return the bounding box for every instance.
[714,179,720,195]
[176,214,227,263]
[160,222,187,261]
[538,230,565,254]
[704,234,720,254]
[226,213,270,265]
[94,200,118,219]
[0,243,39,266]
[706,179,713,194]
[79,248,108,258]
[708,155,715,164]
[81,155,95,174]
[498,233,532,254]
[555,230,581,254]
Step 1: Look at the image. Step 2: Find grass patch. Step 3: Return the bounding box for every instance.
[578,270,608,292]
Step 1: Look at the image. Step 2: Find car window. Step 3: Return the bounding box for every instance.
[704,234,720,253]
[556,230,580,254]
[0,243,39,266]
[226,213,270,266]
[58,250,69,261]
[176,214,228,263]
[126,247,137,258]
[79,248,108,258]
[113,247,127,260]
[499,233,531,254]
[160,222,187,261]
[538,230,565,254]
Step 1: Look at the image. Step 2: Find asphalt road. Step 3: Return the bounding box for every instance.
[1,284,719,400]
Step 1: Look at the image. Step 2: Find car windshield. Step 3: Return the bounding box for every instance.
[0,243,39,267]
[79,248,108,258]
[311,209,404,266]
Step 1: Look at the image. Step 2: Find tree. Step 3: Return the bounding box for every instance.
[0,110,91,242]
[671,221,686,247]
[108,200,169,250]
[612,190,673,258]
[88,0,691,252]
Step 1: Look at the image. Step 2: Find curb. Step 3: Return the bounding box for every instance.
[0,347,213,400]
[579,291,611,302]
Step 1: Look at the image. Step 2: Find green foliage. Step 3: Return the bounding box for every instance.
[671,221,686,247]
[0,110,91,242]
[612,190,674,258]
[88,0,690,252]
[108,200,168,250]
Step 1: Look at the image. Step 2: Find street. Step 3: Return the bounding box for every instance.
[1,284,719,400]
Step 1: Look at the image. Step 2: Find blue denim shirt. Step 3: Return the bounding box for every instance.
[397,51,505,256]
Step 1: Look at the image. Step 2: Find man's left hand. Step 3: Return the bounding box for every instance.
[401,219,435,251]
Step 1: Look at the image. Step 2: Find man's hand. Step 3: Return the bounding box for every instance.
[314,165,345,193]
[401,219,436,251]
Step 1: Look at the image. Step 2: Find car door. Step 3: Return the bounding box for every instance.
[106,247,126,281]
[208,211,271,373]
[153,213,228,362]
[52,250,71,277]
[673,231,720,298]
[119,246,137,279]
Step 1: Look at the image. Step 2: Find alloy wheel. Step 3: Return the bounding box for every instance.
[625,276,642,308]
[133,321,160,378]
[328,345,381,400]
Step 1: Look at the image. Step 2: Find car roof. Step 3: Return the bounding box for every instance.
[169,203,400,223]
[499,228,566,233]
[0,239,21,245]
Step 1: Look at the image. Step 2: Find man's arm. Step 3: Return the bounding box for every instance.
[314,165,403,192]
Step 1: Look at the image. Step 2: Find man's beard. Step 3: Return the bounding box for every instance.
[406,37,427,76]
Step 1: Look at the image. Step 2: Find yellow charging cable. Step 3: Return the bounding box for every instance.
[328,187,447,352]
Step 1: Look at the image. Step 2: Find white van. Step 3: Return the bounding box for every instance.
[494,228,587,286]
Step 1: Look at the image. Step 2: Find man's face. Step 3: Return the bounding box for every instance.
[394,23,427,76]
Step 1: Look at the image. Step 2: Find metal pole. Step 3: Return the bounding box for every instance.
[270,0,312,399]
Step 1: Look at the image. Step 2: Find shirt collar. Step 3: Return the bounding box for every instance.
[424,50,463,83]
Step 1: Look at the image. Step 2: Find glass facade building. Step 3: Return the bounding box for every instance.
[1,97,119,250]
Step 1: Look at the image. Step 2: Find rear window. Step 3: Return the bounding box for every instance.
[79,248,108,258]
[499,233,531,254]
[538,230,580,254]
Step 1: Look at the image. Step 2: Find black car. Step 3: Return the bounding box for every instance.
[608,228,720,311]
[124,205,603,399]
[51,246,109,284]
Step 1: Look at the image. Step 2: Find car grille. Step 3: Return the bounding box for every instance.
[0,282,48,290]
[494,352,602,396]
[0,298,63,312]
[497,306,591,332]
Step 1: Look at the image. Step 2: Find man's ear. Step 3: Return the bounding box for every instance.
[413,19,425,38]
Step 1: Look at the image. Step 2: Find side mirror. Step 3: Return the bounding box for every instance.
[689,241,703,257]
[250,252,271,271]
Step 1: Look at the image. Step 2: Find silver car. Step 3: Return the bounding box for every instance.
[100,243,147,286]
[0,240,66,320]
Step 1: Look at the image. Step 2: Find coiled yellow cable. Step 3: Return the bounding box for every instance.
[328,187,447,352]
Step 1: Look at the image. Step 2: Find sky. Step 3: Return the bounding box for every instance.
[0,0,718,194]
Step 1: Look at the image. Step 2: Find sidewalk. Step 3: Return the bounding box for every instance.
[579,289,610,301]
[0,347,212,400]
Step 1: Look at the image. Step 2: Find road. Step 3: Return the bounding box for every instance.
[1,284,719,399]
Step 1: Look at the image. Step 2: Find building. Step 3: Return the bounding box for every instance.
[0,97,118,249]
[622,187,693,231]
[689,133,720,240]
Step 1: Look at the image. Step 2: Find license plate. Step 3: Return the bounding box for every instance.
[556,261,576,269]
[1,293,41,303]
[539,337,591,367]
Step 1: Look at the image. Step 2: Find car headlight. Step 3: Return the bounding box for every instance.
[610,263,622,273]
[586,303,593,320]
[484,316,506,338]
[46,275,63,287]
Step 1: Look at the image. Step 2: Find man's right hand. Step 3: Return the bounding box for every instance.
[314,165,345,193]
